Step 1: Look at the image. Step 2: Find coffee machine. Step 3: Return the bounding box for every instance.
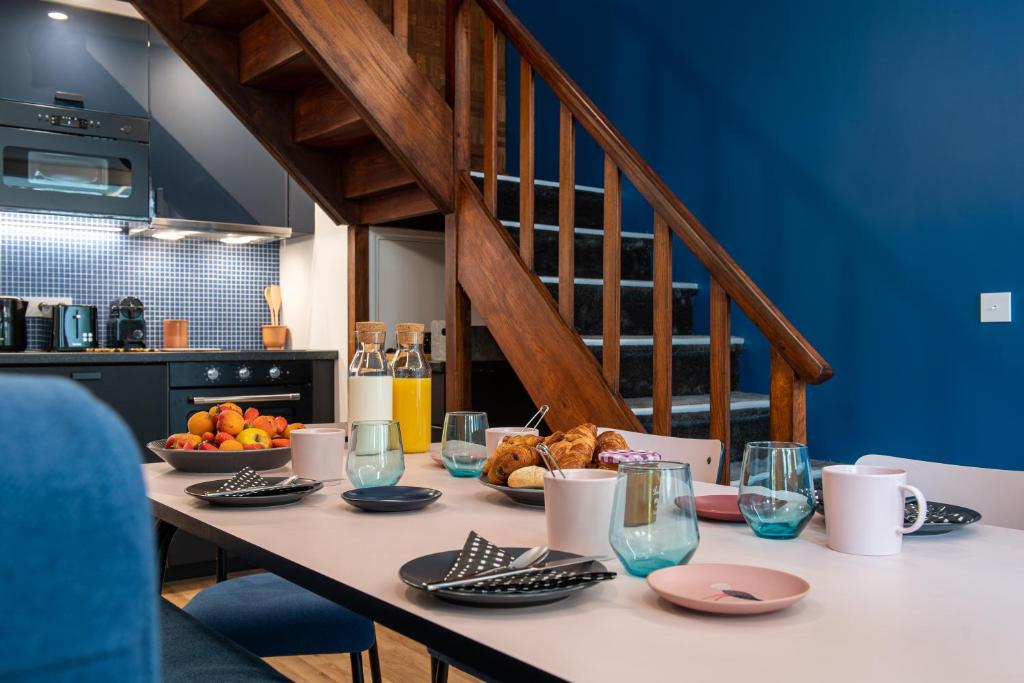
[108,297,147,349]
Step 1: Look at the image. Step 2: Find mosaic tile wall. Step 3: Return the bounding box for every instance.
[0,212,280,349]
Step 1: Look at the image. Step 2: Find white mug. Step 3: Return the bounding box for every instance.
[290,428,346,481]
[544,469,618,556]
[822,465,927,556]
[485,427,540,457]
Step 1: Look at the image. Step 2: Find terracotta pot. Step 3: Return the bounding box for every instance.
[261,324,288,350]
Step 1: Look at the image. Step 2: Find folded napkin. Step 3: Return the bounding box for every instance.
[215,467,313,497]
[442,531,616,593]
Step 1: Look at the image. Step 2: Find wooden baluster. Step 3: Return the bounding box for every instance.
[346,224,369,362]
[709,278,732,483]
[444,0,472,410]
[602,155,621,391]
[392,0,408,50]
[770,348,807,444]
[482,17,499,213]
[558,103,575,327]
[652,213,672,435]
[518,59,535,269]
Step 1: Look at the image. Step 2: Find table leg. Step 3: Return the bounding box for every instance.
[154,520,177,589]
[215,547,228,583]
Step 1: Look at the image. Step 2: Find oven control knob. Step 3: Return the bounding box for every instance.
[205,366,220,382]
[268,365,282,380]
[237,366,252,381]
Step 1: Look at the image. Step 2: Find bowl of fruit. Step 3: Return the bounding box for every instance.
[148,403,304,474]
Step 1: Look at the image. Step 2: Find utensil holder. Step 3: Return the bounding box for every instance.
[262,324,288,350]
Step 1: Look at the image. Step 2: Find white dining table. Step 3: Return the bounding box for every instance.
[144,451,1023,683]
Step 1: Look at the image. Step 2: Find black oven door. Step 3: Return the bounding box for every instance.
[0,126,149,218]
[168,386,313,443]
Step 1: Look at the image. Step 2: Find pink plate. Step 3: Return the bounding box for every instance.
[647,563,810,615]
[429,450,444,467]
[694,494,745,522]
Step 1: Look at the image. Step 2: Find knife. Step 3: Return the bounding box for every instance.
[424,555,610,591]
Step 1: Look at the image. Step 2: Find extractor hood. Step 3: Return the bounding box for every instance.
[130,217,292,243]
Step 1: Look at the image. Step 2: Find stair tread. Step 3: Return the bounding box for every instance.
[627,392,769,415]
[582,334,744,346]
[538,275,697,290]
[472,170,603,195]
[502,220,653,241]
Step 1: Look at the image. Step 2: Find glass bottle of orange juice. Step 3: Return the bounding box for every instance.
[391,323,431,453]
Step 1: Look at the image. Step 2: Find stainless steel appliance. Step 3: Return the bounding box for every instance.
[50,304,98,351]
[0,297,27,351]
[108,296,147,349]
[0,98,149,218]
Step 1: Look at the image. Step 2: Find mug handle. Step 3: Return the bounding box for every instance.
[898,484,928,535]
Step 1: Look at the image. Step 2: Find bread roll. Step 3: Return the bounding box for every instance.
[508,465,546,488]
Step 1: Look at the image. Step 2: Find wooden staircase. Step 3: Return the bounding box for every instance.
[137,0,834,483]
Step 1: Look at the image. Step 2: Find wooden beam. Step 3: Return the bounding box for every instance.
[347,225,369,362]
[558,103,575,327]
[709,277,732,483]
[770,348,807,444]
[602,155,621,392]
[652,213,672,436]
[264,0,454,213]
[518,58,535,270]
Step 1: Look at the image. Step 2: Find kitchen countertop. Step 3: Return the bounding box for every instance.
[0,350,339,365]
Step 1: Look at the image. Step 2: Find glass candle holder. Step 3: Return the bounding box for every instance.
[609,461,700,577]
[345,420,404,488]
[737,441,815,539]
[440,411,489,477]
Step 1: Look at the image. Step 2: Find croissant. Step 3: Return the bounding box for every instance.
[549,423,597,469]
[594,430,629,464]
[487,440,542,485]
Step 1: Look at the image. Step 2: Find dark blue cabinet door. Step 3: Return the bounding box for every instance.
[149,30,287,226]
[288,176,316,235]
[0,0,147,116]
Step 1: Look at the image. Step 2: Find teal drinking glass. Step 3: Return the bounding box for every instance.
[738,441,815,539]
[346,420,405,488]
[440,411,489,477]
[609,462,700,577]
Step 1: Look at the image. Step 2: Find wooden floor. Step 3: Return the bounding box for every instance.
[162,575,478,683]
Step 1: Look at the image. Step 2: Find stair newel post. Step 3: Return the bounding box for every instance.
[709,277,733,483]
[482,17,499,213]
[652,213,673,436]
[347,225,370,363]
[519,59,535,270]
[444,0,473,411]
[558,103,576,327]
[769,348,807,444]
[602,154,622,392]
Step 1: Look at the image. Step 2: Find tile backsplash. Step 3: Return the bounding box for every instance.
[0,212,279,349]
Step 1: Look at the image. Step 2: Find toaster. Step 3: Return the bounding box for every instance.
[51,304,98,351]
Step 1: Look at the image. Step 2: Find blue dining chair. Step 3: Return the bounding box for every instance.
[0,374,289,682]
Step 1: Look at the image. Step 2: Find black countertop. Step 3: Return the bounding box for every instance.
[0,350,339,365]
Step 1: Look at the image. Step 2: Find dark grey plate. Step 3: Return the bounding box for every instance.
[148,440,291,473]
[342,486,442,512]
[399,548,607,606]
[814,491,981,536]
[478,476,545,507]
[186,477,322,507]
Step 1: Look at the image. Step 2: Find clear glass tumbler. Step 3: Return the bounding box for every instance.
[609,462,700,577]
[738,441,815,539]
[346,420,405,488]
[440,411,489,477]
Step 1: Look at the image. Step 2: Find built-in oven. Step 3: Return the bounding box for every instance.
[0,98,149,218]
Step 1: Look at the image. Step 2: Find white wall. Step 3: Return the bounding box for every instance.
[279,206,348,420]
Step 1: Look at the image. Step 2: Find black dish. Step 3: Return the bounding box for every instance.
[478,475,545,508]
[342,486,442,512]
[149,440,291,473]
[814,491,981,536]
[186,477,322,507]
[400,549,607,606]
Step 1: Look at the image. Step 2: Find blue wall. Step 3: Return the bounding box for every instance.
[508,0,1024,469]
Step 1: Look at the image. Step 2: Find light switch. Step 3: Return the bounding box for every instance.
[980,292,1012,323]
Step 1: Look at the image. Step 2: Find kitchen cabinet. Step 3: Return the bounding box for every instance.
[0,0,148,116]
[288,176,316,235]
[149,30,288,227]
[1,364,168,455]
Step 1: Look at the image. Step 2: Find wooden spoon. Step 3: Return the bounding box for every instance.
[263,286,275,325]
[268,284,282,326]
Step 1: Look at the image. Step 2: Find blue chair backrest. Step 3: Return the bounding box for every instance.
[0,375,159,682]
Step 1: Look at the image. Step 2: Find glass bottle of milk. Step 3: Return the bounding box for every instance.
[348,322,393,425]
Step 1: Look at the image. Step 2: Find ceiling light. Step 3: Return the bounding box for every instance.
[151,229,197,241]
[47,11,69,20]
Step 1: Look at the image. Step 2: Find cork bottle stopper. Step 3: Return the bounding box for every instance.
[395,322,425,345]
[355,321,386,333]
